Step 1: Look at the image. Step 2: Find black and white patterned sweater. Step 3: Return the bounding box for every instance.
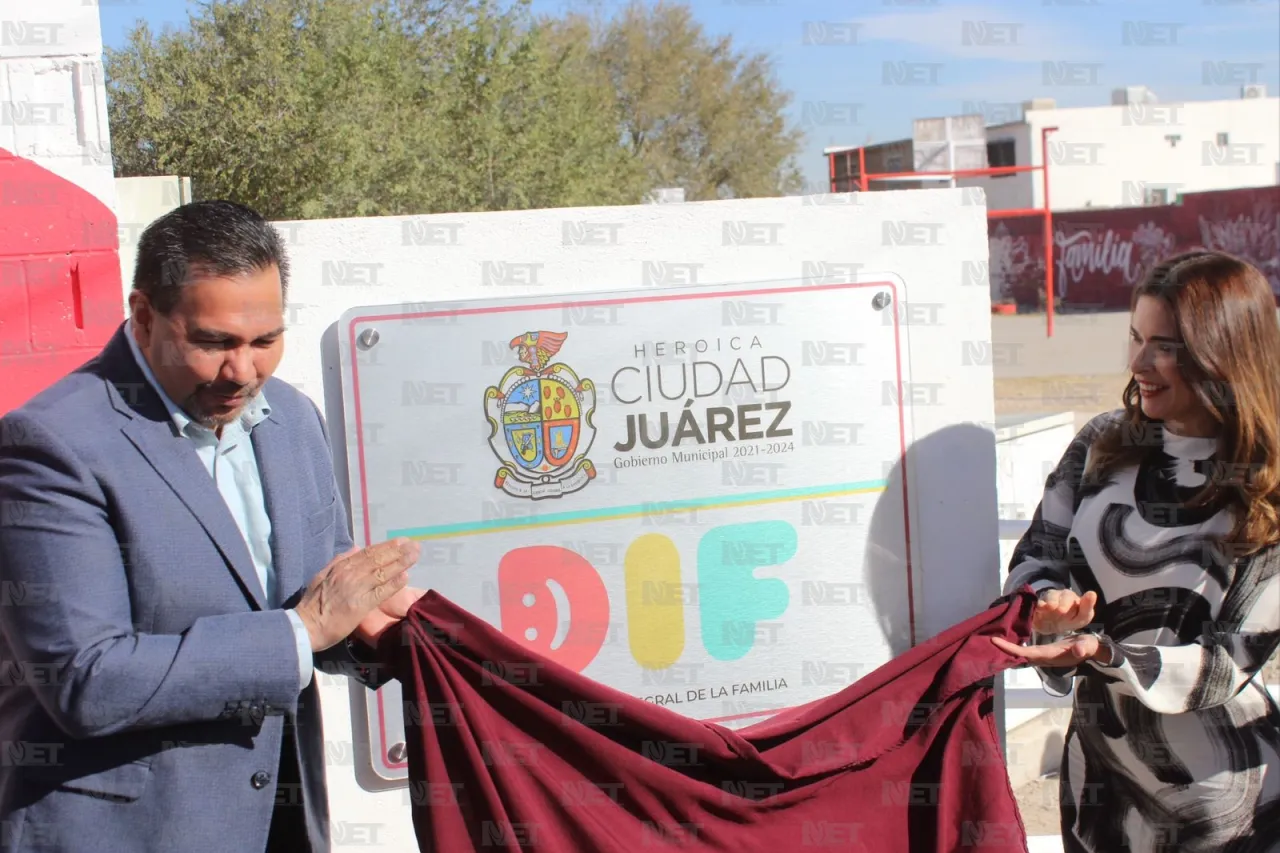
[1003,409,1280,852]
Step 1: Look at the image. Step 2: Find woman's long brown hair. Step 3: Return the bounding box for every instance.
[1084,250,1280,555]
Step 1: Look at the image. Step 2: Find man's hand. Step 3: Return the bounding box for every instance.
[991,633,1112,668]
[353,586,429,647]
[1032,589,1097,635]
[293,538,420,652]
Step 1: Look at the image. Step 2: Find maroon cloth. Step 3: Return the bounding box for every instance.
[380,589,1038,852]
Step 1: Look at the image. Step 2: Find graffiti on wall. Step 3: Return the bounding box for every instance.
[991,186,1280,308]
[1196,198,1280,287]
[1055,224,1178,301]
[987,224,1037,304]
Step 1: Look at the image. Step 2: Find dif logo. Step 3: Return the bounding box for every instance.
[490,521,795,671]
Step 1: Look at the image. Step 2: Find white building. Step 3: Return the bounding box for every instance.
[827,86,1280,213]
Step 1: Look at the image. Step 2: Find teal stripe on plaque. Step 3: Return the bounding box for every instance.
[386,479,890,540]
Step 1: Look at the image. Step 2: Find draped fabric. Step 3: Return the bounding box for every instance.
[378,589,1038,853]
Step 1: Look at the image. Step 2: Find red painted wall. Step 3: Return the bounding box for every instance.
[0,147,123,416]
[989,185,1280,309]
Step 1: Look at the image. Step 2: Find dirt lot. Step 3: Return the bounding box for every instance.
[1014,775,1063,837]
[993,374,1127,422]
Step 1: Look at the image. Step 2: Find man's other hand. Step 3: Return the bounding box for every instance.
[353,586,429,647]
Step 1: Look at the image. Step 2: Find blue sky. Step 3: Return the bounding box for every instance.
[98,0,1280,193]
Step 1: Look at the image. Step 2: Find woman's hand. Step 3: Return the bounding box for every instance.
[992,633,1113,668]
[1032,589,1098,635]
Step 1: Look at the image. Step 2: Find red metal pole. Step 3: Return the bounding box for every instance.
[1041,126,1058,338]
[986,208,1047,219]
[850,153,1062,332]
[860,164,1042,181]
[828,151,836,194]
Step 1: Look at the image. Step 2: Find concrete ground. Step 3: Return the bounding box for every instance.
[991,311,1130,433]
[988,309,1280,838]
[1016,775,1064,839]
[992,311,1133,380]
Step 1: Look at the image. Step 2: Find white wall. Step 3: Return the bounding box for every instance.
[266,187,1003,848]
[968,122,1034,213]
[113,174,192,306]
[0,0,116,211]
[962,96,1280,212]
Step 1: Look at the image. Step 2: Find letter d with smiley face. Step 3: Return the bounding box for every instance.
[497,546,610,672]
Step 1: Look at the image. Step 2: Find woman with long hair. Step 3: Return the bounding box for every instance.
[993,250,1280,852]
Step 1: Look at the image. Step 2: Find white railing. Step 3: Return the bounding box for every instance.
[997,518,1075,709]
[998,519,1034,541]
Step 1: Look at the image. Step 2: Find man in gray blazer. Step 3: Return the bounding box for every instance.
[0,200,423,852]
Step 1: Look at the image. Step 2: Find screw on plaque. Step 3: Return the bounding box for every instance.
[387,743,407,763]
[357,328,380,350]
[872,292,891,311]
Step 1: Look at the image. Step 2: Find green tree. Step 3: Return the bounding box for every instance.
[105,0,644,218]
[546,0,805,200]
[107,0,428,218]
[408,0,648,211]
[104,0,802,217]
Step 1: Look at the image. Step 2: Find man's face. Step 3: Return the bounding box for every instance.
[129,264,286,431]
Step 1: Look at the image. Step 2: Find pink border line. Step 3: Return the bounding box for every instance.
[346,281,914,771]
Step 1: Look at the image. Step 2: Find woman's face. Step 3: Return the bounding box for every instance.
[1127,295,1216,436]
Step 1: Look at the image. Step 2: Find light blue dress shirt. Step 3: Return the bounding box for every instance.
[125,319,314,690]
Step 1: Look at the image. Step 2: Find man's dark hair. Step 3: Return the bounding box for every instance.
[132,200,290,315]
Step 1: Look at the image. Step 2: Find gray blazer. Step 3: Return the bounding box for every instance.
[0,323,389,853]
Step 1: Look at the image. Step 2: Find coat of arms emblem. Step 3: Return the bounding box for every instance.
[484,330,597,499]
